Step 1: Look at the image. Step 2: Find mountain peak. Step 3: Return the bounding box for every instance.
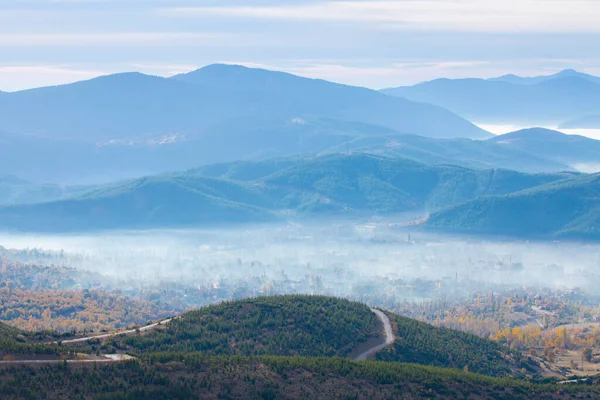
[85,71,162,83]
[556,68,580,76]
[506,127,568,137]
[173,63,299,82]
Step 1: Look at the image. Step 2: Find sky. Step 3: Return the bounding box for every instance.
[1,0,600,91]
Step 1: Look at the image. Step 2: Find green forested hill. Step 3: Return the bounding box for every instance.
[488,128,600,165]
[0,154,573,231]
[98,295,532,378]
[114,296,380,358]
[0,175,90,206]
[261,154,570,213]
[1,354,599,399]
[0,176,275,231]
[4,296,598,399]
[426,173,600,239]
[377,313,535,377]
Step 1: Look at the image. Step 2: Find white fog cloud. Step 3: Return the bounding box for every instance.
[0,65,111,91]
[163,1,600,33]
[0,32,222,46]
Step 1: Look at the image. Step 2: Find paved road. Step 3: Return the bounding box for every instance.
[58,318,173,344]
[355,309,395,361]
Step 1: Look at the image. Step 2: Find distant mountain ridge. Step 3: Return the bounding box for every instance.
[382,69,600,125]
[426,173,600,239]
[0,63,505,184]
[489,69,600,85]
[0,64,487,142]
[488,127,600,168]
[0,116,586,184]
[0,154,573,232]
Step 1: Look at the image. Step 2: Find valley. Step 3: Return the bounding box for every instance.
[0,23,600,397]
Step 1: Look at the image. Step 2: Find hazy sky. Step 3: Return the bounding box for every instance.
[1,0,600,91]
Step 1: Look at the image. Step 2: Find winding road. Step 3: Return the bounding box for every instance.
[0,354,134,365]
[355,309,395,361]
[57,318,173,344]
[2,312,394,365]
[0,319,173,365]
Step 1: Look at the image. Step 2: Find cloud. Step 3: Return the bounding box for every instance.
[162,0,600,33]
[0,32,222,46]
[0,65,110,91]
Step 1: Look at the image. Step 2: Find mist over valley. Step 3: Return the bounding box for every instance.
[2,15,600,395]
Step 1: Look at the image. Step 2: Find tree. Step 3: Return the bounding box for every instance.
[529,348,537,357]
[583,348,593,363]
[546,348,556,363]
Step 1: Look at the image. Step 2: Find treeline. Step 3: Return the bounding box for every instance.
[117,295,379,358]
[1,355,599,399]
[0,339,65,358]
[0,322,65,357]
[0,287,175,333]
[0,258,96,291]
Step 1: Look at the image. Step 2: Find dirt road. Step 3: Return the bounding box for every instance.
[57,318,173,344]
[355,309,395,361]
[0,354,134,365]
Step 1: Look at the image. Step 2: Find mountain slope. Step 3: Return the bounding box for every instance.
[488,128,600,167]
[0,155,572,231]
[382,73,600,124]
[3,355,598,400]
[489,69,600,85]
[377,313,535,377]
[117,296,380,358]
[6,296,600,399]
[0,322,65,357]
[0,65,488,142]
[328,132,570,173]
[172,64,489,139]
[426,174,600,239]
[258,154,572,213]
[0,116,562,185]
[108,295,531,377]
[0,176,274,231]
[0,175,90,205]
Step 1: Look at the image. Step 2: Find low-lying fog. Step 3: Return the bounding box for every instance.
[2,221,600,306]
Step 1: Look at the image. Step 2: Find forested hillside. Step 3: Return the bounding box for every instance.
[82,295,534,378]
[2,295,594,398]
[0,322,20,340]
[426,173,600,239]
[0,155,573,231]
[0,175,90,206]
[377,313,536,377]
[0,288,175,333]
[0,322,64,358]
[488,128,600,165]
[1,354,598,399]
[113,296,380,358]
